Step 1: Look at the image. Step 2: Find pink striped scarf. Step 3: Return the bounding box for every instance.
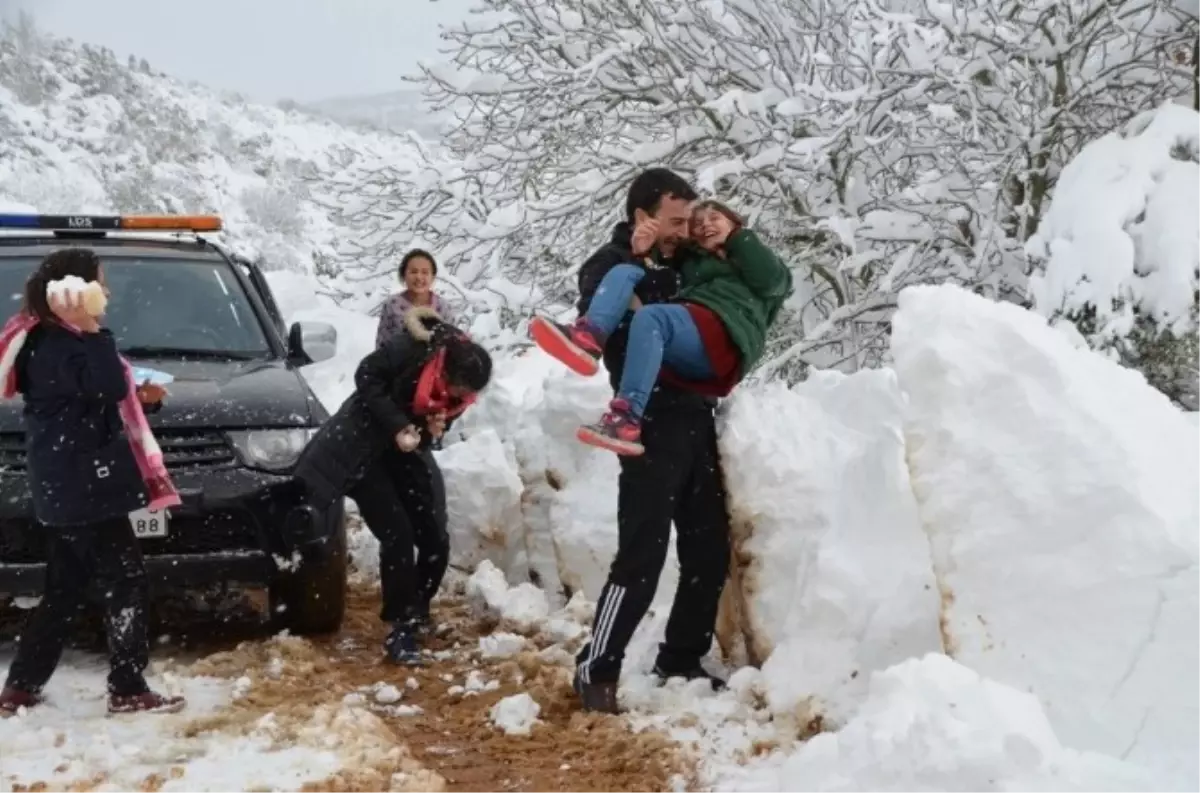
[0,312,181,512]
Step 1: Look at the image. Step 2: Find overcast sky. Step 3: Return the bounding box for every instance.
[0,0,474,102]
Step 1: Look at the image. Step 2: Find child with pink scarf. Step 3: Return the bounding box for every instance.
[0,248,184,717]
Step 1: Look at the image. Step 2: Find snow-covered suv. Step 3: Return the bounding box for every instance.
[0,214,347,634]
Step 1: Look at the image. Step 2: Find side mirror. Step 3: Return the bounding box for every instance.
[288,321,337,365]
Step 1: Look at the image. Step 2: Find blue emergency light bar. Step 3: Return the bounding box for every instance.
[0,213,223,232]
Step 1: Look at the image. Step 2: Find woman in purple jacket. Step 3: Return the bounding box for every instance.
[376,249,458,348]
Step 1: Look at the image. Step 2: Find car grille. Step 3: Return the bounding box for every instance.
[0,430,236,473]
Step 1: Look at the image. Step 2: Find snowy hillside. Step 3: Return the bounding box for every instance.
[0,19,422,275]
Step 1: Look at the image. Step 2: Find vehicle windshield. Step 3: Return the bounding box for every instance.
[0,253,271,358]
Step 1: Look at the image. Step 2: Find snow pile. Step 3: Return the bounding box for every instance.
[892,284,1199,782]
[450,349,682,609]
[1027,102,1199,337]
[489,693,541,736]
[436,428,525,574]
[465,560,551,630]
[716,373,941,725]
[718,654,1164,792]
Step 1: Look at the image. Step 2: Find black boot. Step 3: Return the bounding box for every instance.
[384,624,425,666]
[653,663,727,691]
[573,669,620,714]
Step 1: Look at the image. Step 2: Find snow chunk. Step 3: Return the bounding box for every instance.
[373,684,403,705]
[438,428,525,573]
[479,632,527,659]
[717,373,941,723]
[466,560,550,629]
[892,284,1199,783]
[489,693,541,736]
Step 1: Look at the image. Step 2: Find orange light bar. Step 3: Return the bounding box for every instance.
[119,215,223,232]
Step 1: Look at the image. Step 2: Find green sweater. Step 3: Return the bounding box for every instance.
[677,229,793,373]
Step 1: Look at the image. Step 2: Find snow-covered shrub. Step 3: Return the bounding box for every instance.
[1028,103,1200,409]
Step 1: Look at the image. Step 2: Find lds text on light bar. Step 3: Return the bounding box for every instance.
[0,214,223,232]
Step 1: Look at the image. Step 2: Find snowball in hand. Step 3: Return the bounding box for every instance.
[46,275,107,317]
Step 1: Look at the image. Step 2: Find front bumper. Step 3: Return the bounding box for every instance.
[0,465,341,598]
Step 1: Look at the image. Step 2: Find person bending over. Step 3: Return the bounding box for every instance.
[294,307,491,665]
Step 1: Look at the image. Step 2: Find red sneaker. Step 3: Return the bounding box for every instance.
[576,400,644,456]
[530,317,604,376]
[0,686,42,717]
[108,691,186,715]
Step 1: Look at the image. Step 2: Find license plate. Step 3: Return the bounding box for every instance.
[130,508,169,539]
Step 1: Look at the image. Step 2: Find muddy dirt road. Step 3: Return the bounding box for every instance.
[1,584,692,792]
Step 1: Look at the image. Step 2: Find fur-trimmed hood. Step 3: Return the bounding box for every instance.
[403,305,443,342]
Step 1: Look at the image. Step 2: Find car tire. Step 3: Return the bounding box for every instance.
[272,515,348,635]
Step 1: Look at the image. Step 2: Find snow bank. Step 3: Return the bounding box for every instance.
[451,350,682,611]
[717,373,941,725]
[893,284,1199,783]
[1028,102,1199,337]
[720,654,1163,792]
[437,428,524,574]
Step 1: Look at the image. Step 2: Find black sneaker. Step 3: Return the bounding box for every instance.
[652,664,727,691]
[384,625,425,666]
[573,669,620,714]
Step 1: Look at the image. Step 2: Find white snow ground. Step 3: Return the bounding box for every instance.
[0,653,350,790]
[270,273,1197,790]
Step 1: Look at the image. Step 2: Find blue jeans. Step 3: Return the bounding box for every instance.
[585,264,713,417]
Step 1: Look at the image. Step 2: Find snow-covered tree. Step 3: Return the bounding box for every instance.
[1028,102,1200,409]
[0,11,50,104]
[337,0,1195,378]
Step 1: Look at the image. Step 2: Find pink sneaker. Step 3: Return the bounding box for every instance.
[530,317,604,376]
[108,690,186,715]
[576,399,644,456]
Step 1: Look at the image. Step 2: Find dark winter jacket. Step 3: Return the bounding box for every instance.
[677,229,792,374]
[18,324,148,526]
[576,222,716,415]
[295,307,451,508]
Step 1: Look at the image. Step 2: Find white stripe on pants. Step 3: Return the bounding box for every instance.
[579,583,626,684]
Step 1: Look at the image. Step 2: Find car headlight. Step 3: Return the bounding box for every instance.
[227,429,316,472]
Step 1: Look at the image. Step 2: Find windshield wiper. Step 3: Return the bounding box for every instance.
[121,346,266,361]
